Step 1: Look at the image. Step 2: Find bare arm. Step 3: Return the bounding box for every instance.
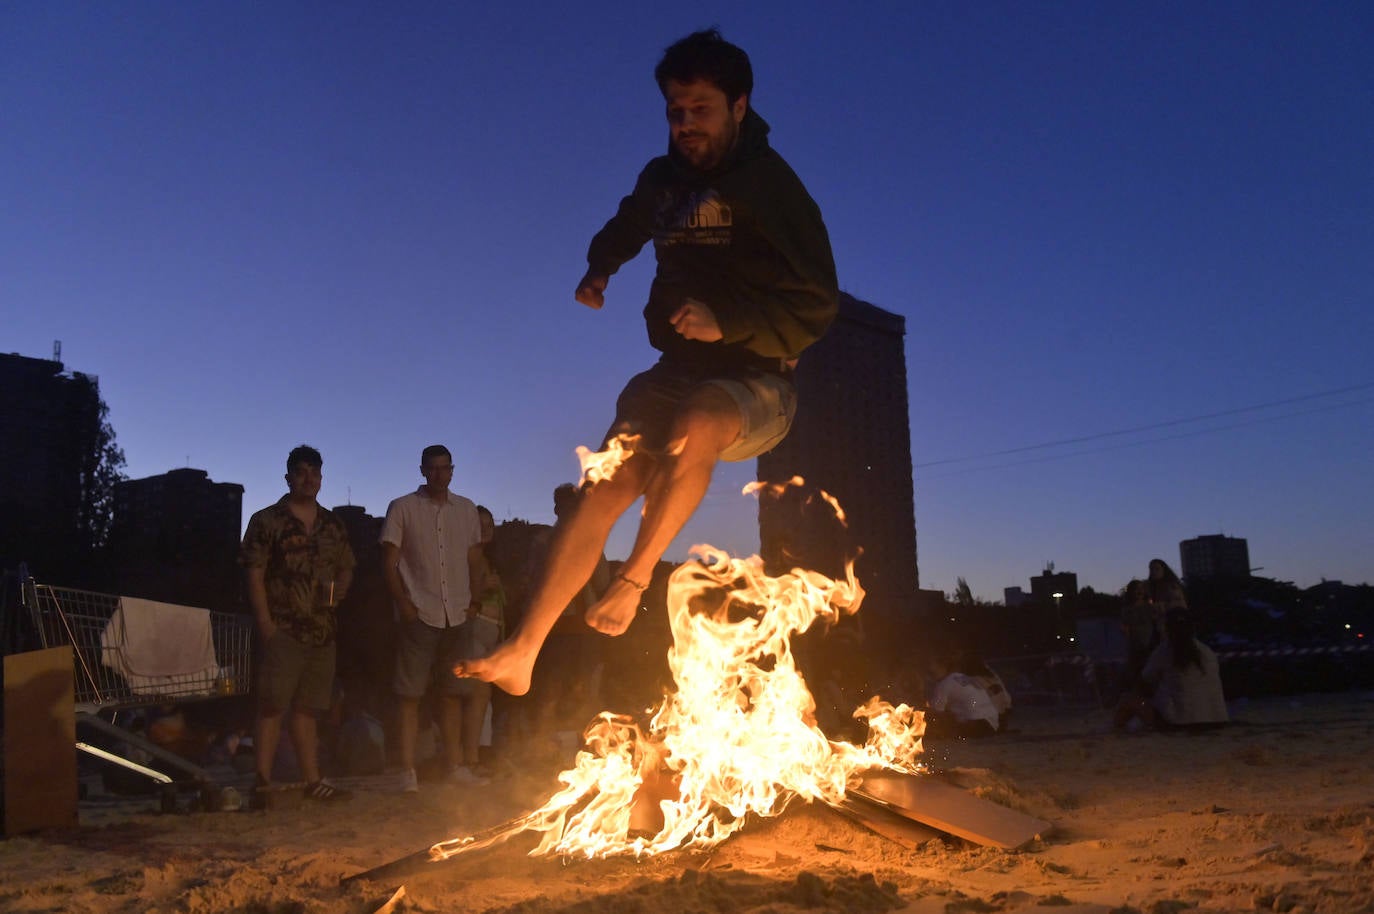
[334,566,353,605]
[381,542,418,622]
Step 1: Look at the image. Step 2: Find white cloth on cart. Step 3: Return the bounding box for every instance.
[101,597,220,695]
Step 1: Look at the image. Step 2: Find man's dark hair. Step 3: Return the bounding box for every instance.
[287,444,322,472]
[421,444,452,466]
[655,28,753,104]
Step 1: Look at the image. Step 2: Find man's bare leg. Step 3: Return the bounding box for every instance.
[397,696,421,772]
[439,695,465,770]
[455,455,651,695]
[288,709,322,784]
[585,388,740,636]
[458,688,489,766]
[255,710,284,785]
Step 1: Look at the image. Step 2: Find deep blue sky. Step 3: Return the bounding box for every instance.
[4,2,1371,601]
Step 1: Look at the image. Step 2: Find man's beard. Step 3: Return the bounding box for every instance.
[675,118,739,171]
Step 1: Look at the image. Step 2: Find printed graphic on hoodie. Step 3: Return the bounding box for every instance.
[654,189,732,247]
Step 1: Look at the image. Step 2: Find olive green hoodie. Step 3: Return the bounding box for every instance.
[585,109,839,373]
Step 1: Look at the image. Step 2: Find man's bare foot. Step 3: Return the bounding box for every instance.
[584,573,647,636]
[453,640,536,696]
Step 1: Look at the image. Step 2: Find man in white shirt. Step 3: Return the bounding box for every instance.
[381,444,486,793]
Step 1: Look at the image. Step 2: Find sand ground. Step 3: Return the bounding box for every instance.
[2,690,1371,914]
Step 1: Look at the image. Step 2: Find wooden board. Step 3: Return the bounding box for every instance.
[830,797,945,850]
[4,646,79,835]
[853,770,1052,849]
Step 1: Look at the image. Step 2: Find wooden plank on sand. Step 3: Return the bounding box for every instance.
[853,771,1052,849]
[831,796,944,850]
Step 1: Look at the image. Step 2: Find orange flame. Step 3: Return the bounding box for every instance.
[575,434,639,487]
[743,475,847,525]
[430,480,924,863]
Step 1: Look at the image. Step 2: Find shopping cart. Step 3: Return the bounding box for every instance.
[20,577,253,811]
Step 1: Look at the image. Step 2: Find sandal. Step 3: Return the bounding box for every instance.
[303,779,352,802]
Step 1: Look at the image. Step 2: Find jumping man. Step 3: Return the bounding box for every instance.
[458,29,838,695]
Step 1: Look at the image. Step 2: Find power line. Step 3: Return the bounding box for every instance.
[915,381,1374,470]
[916,396,1374,480]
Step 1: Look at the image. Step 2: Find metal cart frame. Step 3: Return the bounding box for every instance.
[20,577,253,809]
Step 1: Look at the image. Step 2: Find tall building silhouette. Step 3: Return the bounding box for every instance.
[1029,565,1079,605]
[757,293,919,658]
[108,468,244,611]
[0,352,108,583]
[1180,533,1251,583]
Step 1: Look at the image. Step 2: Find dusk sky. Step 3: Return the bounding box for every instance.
[4,2,1371,602]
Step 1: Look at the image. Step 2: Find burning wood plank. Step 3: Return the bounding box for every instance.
[829,796,944,850]
[344,481,995,883]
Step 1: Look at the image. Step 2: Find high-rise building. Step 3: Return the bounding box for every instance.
[1029,566,1078,605]
[757,293,918,657]
[1179,534,1251,583]
[108,468,244,611]
[0,352,108,583]
[332,505,383,571]
[1028,564,1079,644]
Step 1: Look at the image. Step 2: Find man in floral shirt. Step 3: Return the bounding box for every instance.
[240,444,355,801]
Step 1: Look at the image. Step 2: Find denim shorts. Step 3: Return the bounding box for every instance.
[611,360,797,462]
[392,617,476,699]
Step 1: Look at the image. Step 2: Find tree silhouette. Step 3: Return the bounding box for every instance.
[78,387,126,554]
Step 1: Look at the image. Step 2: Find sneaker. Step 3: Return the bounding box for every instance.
[398,768,419,794]
[303,779,352,802]
[447,764,491,786]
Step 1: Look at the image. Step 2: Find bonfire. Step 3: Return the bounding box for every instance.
[409,444,928,870]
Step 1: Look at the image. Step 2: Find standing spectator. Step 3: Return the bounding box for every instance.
[1147,559,1188,611]
[381,445,485,793]
[240,444,355,802]
[457,505,505,776]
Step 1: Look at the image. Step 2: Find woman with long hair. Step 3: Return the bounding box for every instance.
[1114,610,1228,730]
[1147,558,1187,610]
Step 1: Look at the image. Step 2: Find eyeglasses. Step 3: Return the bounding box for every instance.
[422,464,455,473]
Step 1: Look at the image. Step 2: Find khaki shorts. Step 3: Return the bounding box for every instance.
[258,630,335,714]
[612,360,797,462]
